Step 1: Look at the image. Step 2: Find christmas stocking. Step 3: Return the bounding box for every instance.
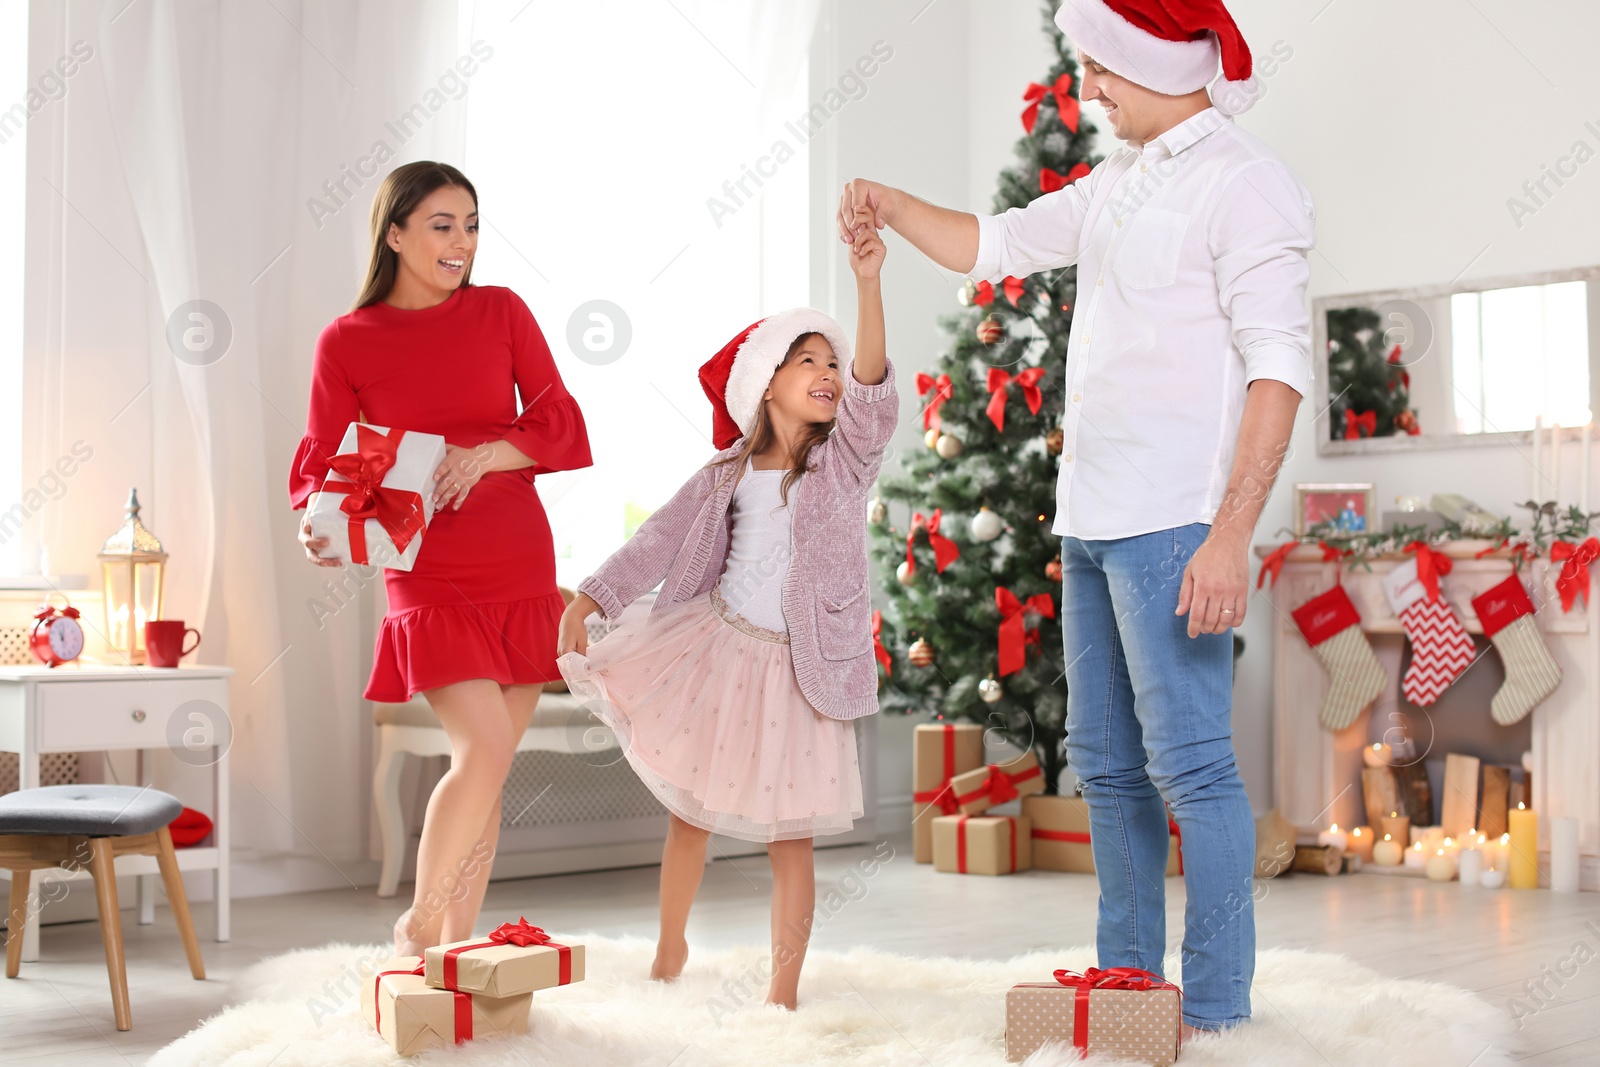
[1472,575,1562,725]
[1291,583,1387,731]
[1382,553,1476,706]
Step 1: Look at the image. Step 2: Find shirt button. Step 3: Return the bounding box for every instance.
[1140,164,1148,173]
[1072,393,1082,403]
[1115,218,1123,227]
[1097,276,1104,286]
[1063,454,1074,463]
[1081,335,1091,344]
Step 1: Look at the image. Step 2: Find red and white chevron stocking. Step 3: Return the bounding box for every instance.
[1382,554,1476,706]
[1291,583,1387,731]
[1471,574,1562,725]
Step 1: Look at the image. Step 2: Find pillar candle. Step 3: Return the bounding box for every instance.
[1318,823,1349,852]
[1533,415,1544,502]
[1458,848,1483,887]
[1581,421,1591,513]
[1552,422,1562,504]
[1381,812,1411,846]
[1348,826,1376,863]
[1363,743,1391,768]
[1425,848,1458,882]
[1508,803,1539,889]
[1404,841,1428,869]
[1550,816,1580,893]
[1372,834,1403,866]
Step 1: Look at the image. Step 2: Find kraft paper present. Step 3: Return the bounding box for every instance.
[307,421,447,571]
[1005,974,1182,1064]
[361,955,531,1056]
[947,749,1046,816]
[1023,794,1183,876]
[931,814,1032,875]
[912,723,986,862]
[424,921,585,997]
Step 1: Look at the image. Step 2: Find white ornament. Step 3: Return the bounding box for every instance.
[896,560,916,586]
[970,506,1004,543]
[978,676,1003,704]
[935,433,964,459]
[957,283,972,307]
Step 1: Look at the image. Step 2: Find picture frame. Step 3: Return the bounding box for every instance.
[1293,483,1376,536]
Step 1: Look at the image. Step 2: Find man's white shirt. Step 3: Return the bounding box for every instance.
[970,106,1315,540]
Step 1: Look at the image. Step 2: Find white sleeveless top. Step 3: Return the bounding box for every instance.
[716,458,794,633]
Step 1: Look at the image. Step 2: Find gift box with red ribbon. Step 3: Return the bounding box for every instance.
[912,723,986,863]
[1024,794,1182,876]
[307,421,447,571]
[947,750,1045,816]
[423,917,585,998]
[931,814,1032,875]
[1005,966,1183,1064]
[361,955,531,1056]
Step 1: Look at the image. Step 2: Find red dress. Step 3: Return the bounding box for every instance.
[288,285,593,702]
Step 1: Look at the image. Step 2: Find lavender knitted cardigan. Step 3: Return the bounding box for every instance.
[577,357,899,720]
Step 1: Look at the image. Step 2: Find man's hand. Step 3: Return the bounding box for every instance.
[1176,531,1250,637]
[838,179,891,246]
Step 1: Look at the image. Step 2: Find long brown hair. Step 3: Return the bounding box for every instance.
[707,332,834,506]
[353,161,479,311]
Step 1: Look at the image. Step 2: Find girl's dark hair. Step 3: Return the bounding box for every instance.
[353,161,478,311]
[707,332,834,506]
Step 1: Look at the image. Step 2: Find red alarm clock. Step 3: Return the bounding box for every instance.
[31,596,86,667]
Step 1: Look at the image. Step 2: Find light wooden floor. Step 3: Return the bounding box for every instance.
[2,828,1597,1065]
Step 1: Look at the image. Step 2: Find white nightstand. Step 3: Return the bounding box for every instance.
[0,663,233,963]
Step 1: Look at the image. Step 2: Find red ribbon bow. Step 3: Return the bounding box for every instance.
[1551,537,1599,612]
[1403,541,1452,603]
[915,372,954,432]
[440,916,572,992]
[986,366,1046,433]
[1255,542,1297,590]
[906,509,961,579]
[1040,164,1092,193]
[323,425,427,565]
[1052,967,1183,1055]
[1022,72,1080,133]
[1343,409,1377,439]
[996,586,1056,676]
[871,610,892,674]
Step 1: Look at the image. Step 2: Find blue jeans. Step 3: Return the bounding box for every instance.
[1060,524,1255,1030]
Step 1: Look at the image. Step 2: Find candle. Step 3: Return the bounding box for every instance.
[1508,802,1539,889]
[1479,866,1507,889]
[1318,823,1349,852]
[1533,414,1544,502]
[1552,422,1563,504]
[1404,841,1428,869]
[1348,826,1376,863]
[1441,835,1459,858]
[1458,848,1483,887]
[1426,848,1458,882]
[1550,816,1580,894]
[1582,421,1591,513]
[1494,832,1510,870]
[1362,743,1392,768]
[1381,812,1411,846]
[1372,834,1403,866]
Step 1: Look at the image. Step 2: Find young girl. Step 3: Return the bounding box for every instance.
[555,229,894,1011]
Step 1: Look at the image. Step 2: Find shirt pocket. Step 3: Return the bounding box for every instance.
[816,587,871,662]
[1112,207,1191,290]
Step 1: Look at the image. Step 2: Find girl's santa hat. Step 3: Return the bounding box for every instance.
[1054,0,1260,116]
[698,307,852,449]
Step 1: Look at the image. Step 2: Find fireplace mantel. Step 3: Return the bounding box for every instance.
[1259,542,1598,890]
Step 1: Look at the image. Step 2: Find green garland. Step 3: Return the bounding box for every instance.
[1273,502,1597,571]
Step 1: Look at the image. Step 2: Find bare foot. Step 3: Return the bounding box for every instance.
[766,984,798,1011]
[651,938,689,981]
[393,908,431,957]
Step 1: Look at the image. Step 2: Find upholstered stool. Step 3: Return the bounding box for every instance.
[1,785,205,1030]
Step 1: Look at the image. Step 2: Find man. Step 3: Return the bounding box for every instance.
[838,0,1313,1038]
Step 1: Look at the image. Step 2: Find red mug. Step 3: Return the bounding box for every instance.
[145,620,201,667]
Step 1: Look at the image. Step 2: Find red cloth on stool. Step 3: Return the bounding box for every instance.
[168,806,213,847]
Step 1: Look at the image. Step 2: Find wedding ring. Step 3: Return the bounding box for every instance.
[1220,608,1235,614]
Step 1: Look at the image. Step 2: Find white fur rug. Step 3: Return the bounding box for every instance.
[149,935,1516,1066]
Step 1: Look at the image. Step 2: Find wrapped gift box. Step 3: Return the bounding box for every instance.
[424,918,585,997]
[948,750,1045,816]
[307,422,447,571]
[1005,969,1182,1064]
[361,955,531,1056]
[1023,794,1182,875]
[931,814,1032,875]
[913,723,985,863]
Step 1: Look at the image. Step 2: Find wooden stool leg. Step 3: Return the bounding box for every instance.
[153,827,205,980]
[87,838,132,1031]
[6,868,29,978]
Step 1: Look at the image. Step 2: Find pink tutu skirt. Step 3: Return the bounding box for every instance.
[556,585,863,842]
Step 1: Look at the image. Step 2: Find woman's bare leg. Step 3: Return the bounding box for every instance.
[766,836,815,1010]
[393,679,518,955]
[653,813,711,980]
[434,683,544,944]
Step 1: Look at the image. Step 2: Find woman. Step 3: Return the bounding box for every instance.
[289,161,592,953]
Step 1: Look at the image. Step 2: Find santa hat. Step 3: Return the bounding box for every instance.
[1054,0,1260,116]
[698,307,852,450]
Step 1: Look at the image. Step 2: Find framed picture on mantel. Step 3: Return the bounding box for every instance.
[1294,483,1376,536]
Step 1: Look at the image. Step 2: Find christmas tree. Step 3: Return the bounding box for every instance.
[1326,306,1420,440]
[868,2,1097,794]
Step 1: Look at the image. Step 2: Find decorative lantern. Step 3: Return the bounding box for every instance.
[97,488,167,664]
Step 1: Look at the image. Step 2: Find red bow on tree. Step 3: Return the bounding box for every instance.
[915,372,953,432]
[1551,537,1600,612]
[973,280,995,307]
[1040,163,1092,193]
[1022,73,1080,133]
[1343,409,1377,439]
[986,366,1046,433]
[906,509,960,579]
[996,586,1056,676]
[871,610,892,674]
[323,425,427,564]
[1403,541,1452,602]
[1385,344,1410,390]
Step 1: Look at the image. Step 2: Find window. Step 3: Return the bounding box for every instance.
[1451,280,1592,434]
[459,1,814,588]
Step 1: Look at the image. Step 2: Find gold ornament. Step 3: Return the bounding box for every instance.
[977,316,1004,345]
[978,676,1003,704]
[896,560,916,586]
[908,638,935,667]
[925,427,942,449]
[935,433,964,459]
[869,496,887,524]
[1045,427,1064,455]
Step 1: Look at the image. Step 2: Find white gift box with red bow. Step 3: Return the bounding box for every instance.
[307,422,447,572]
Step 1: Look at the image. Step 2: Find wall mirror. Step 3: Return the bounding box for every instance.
[1314,265,1600,455]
